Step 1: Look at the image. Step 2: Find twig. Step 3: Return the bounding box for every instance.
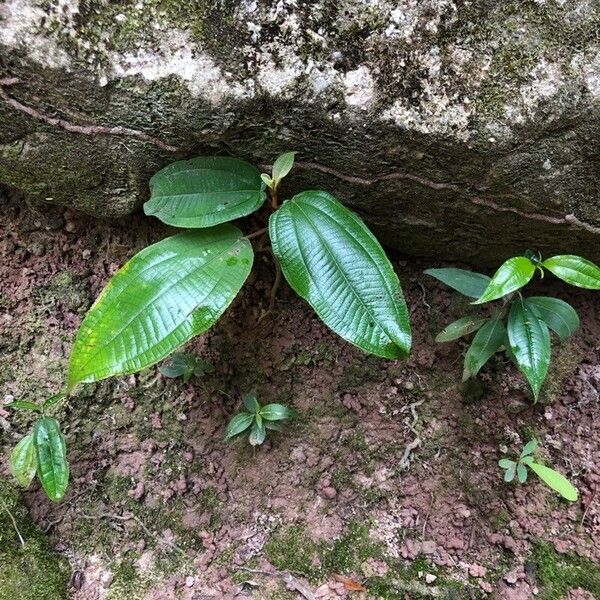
[417,282,431,312]
[257,249,282,324]
[246,227,268,240]
[581,489,597,527]
[1,498,25,547]
[237,566,316,599]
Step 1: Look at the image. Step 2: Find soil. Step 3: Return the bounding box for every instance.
[0,190,598,600]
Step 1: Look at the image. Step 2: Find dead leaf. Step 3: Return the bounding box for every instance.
[332,574,366,592]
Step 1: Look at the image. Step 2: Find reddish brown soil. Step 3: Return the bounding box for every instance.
[0,192,598,599]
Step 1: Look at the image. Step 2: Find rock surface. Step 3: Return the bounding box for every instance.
[1,0,599,264]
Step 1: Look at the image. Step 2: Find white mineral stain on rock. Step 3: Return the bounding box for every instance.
[343,66,375,108]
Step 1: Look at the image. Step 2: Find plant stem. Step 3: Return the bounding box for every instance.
[1,498,25,547]
[246,227,268,240]
[270,185,279,210]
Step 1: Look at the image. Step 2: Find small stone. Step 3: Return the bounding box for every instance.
[322,486,337,499]
[185,576,195,587]
[404,381,414,390]
[425,574,437,584]
[469,564,487,578]
[504,569,519,584]
[82,249,91,259]
[100,571,113,588]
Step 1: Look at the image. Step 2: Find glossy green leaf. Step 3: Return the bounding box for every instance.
[249,416,266,446]
[498,458,515,469]
[473,257,535,304]
[264,421,282,432]
[504,464,516,482]
[521,439,538,457]
[424,268,491,299]
[159,352,197,380]
[517,463,528,483]
[462,318,506,381]
[144,157,267,228]
[68,226,253,388]
[507,299,551,401]
[543,255,600,290]
[33,418,69,502]
[435,316,487,343]
[272,151,296,183]
[525,297,580,341]
[10,434,37,488]
[6,400,42,412]
[270,191,411,359]
[225,413,254,440]
[530,462,578,501]
[243,394,260,413]
[260,404,294,421]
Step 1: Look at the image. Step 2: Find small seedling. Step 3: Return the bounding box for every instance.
[159,352,214,382]
[6,393,69,502]
[499,440,578,501]
[225,394,294,446]
[426,251,600,401]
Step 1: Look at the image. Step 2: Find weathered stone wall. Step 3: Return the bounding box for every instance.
[1,0,599,265]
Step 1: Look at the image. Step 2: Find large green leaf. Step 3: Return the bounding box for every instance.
[524,296,580,341]
[33,418,69,502]
[144,157,267,228]
[462,317,505,381]
[543,255,600,290]
[9,434,37,488]
[270,191,411,359]
[473,257,535,304]
[507,299,551,401]
[225,413,254,440]
[530,462,578,501]
[68,226,253,388]
[435,316,487,343]
[260,404,294,421]
[424,268,490,299]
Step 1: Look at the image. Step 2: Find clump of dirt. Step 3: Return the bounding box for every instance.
[0,191,599,599]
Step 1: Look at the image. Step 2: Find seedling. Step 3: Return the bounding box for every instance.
[426,251,600,401]
[9,151,412,500]
[225,394,294,446]
[159,352,214,382]
[6,393,69,502]
[499,440,578,501]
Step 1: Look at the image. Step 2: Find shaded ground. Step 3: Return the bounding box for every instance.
[0,190,599,599]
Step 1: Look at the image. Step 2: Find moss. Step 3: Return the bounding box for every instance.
[0,478,70,600]
[530,541,600,599]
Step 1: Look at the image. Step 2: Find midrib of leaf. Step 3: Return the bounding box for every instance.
[72,237,246,378]
[292,201,398,347]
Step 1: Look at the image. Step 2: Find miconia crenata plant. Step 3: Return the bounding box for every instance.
[9,152,412,501]
[426,251,600,401]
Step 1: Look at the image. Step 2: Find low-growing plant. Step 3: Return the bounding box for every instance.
[8,152,412,500]
[426,251,600,401]
[158,352,214,382]
[6,394,69,502]
[225,394,295,446]
[499,440,578,501]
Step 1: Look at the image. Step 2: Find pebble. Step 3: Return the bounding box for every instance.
[322,486,337,499]
[185,576,195,587]
[425,573,437,584]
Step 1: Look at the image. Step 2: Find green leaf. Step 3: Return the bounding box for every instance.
[521,439,538,457]
[144,157,267,228]
[243,394,260,413]
[517,463,528,483]
[68,226,253,388]
[507,299,551,401]
[473,257,535,304]
[225,413,254,440]
[260,403,294,421]
[6,400,42,412]
[270,191,411,359]
[424,268,491,299]
[435,316,487,343]
[33,418,69,502]
[543,255,600,290]
[524,296,580,341]
[159,352,197,380]
[462,318,506,381]
[498,458,515,469]
[10,434,37,488]
[504,464,516,482]
[264,421,283,432]
[272,151,296,183]
[43,393,65,409]
[249,416,266,446]
[530,462,578,501]
[261,173,274,188]
[521,455,534,466]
